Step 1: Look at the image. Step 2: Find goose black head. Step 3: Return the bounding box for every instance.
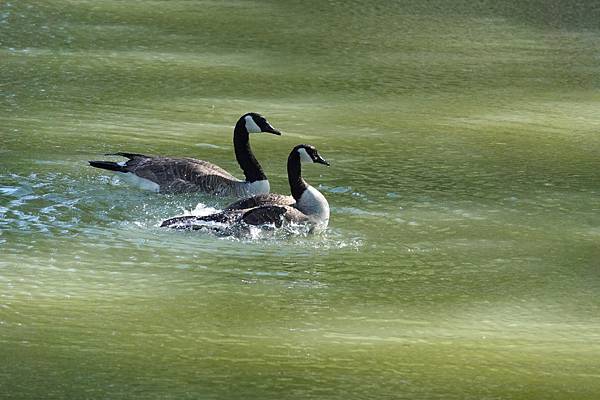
[294,144,330,166]
[243,112,282,135]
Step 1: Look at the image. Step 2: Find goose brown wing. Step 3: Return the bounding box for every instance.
[161,209,244,228]
[180,157,237,178]
[127,157,241,194]
[224,193,295,211]
[241,205,308,227]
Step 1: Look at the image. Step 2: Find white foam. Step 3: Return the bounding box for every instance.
[187,202,221,217]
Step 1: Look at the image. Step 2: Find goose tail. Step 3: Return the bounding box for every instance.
[88,160,128,172]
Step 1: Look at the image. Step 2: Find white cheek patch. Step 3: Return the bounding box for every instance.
[297,147,313,163]
[244,115,262,133]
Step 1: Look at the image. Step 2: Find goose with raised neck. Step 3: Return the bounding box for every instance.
[161,144,331,233]
[88,112,281,196]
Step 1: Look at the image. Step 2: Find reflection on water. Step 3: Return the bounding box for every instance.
[2,0,600,399]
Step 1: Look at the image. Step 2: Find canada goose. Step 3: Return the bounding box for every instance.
[161,144,330,234]
[88,113,281,196]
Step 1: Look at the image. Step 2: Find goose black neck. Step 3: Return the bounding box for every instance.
[287,152,308,200]
[233,119,267,183]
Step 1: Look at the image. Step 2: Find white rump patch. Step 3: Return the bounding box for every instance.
[119,172,160,192]
[117,161,127,167]
[245,115,262,133]
[245,179,270,195]
[297,147,313,163]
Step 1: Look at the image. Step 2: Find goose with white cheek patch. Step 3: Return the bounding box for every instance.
[88,113,281,197]
[161,144,330,234]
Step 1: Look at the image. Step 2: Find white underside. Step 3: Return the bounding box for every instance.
[118,172,160,192]
[116,172,267,195]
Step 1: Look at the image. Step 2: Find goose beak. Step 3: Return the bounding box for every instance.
[265,126,282,136]
[315,155,330,166]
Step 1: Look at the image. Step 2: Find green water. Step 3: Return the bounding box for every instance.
[1,1,600,398]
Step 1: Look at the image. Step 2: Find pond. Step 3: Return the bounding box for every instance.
[1,1,599,399]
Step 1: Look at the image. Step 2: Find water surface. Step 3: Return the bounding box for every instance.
[1,1,600,399]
